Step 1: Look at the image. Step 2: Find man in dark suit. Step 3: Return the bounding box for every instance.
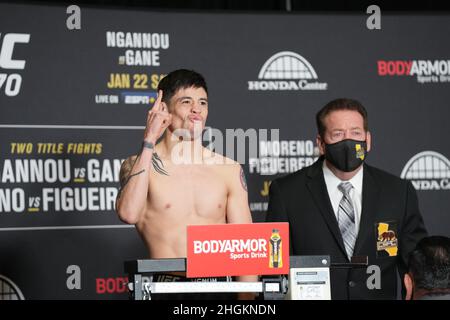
[266,98,428,299]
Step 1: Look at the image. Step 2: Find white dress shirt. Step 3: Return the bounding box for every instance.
[322,161,363,235]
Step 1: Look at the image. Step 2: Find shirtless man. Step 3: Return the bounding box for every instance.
[116,69,255,298]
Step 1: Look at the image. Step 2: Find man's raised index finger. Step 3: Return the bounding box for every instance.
[155,90,164,111]
[151,90,162,111]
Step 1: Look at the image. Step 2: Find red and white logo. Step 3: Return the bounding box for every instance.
[377,59,450,84]
[187,222,289,278]
[95,276,128,294]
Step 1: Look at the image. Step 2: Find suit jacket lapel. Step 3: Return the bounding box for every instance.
[306,159,347,257]
[353,164,381,255]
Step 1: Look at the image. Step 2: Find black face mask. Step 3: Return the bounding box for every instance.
[324,139,368,172]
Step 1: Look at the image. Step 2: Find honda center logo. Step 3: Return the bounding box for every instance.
[248,51,327,91]
[401,151,450,191]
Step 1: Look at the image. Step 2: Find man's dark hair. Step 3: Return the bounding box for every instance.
[157,69,208,105]
[408,236,450,291]
[316,98,369,138]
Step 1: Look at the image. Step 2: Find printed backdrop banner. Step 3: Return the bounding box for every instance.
[0,3,449,299]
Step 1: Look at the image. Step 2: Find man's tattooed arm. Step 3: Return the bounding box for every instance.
[117,150,169,205]
[117,156,145,201]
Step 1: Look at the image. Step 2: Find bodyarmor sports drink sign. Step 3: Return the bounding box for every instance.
[187,223,289,277]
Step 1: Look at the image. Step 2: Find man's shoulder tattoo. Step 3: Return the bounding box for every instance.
[152,152,169,176]
[240,166,247,192]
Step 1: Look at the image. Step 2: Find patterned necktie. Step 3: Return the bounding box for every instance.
[337,182,356,260]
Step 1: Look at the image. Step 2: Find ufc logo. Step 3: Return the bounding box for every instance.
[0,33,30,69]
